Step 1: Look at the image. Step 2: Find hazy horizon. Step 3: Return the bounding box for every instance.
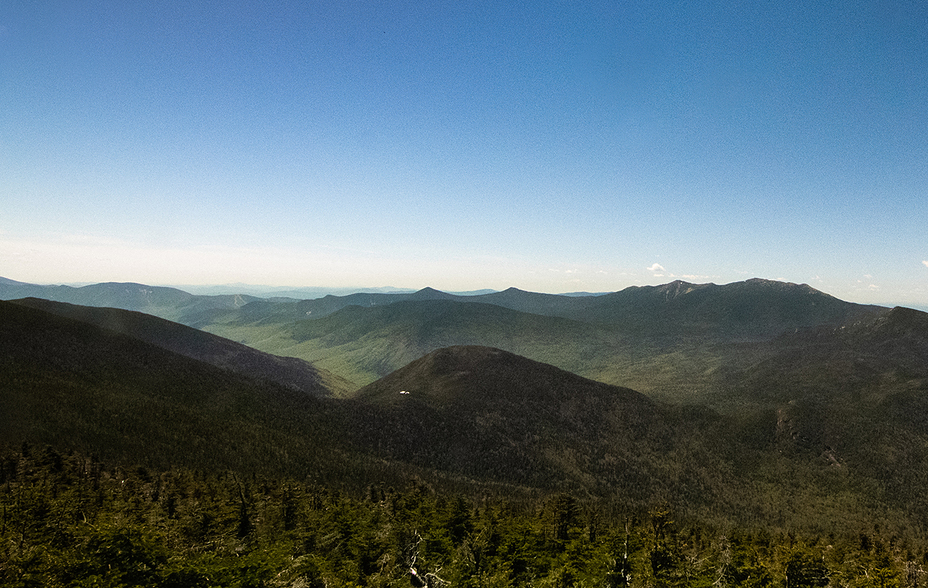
[6,273,928,312]
[2,2,926,306]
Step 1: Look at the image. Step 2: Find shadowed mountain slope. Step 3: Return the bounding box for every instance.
[9,297,351,396]
[349,346,732,502]
[348,345,921,529]
[0,300,716,507]
[0,300,354,478]
[724,305,928,415]
[691,305,928,524]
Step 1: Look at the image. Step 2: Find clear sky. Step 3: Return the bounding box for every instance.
[2,1,927,305]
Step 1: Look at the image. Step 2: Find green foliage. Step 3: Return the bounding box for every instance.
[785,546,830,588]
[3,446,924,588]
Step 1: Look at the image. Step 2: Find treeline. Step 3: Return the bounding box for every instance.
[2,444,927,587]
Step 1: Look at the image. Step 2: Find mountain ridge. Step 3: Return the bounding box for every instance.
[0,279,262,323]
[0,300,350,477]
[185,278,892,405]
[9,297,351,396]
[2,275,914,410]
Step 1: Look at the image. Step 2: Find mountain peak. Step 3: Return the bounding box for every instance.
[356,345,649,410]
[408,287,456,300]
[655,279,701,299]
[872,306,928,337]
[740,278,825,295]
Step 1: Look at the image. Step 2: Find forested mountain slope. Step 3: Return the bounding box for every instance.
[9,297,350,397]
[0,300,351,479]
[350,346,722,501]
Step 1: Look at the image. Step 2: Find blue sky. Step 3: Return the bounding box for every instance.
[2,1,927,305]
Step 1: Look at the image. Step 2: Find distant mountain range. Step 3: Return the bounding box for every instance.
[0,279,261,323]
[3,276,928,531]
[179,278,892,404]
[176,284,504,298]
[0,276,907,404]
[0,277,905,403]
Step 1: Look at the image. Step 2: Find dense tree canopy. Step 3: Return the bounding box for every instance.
[3,444,926,587]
